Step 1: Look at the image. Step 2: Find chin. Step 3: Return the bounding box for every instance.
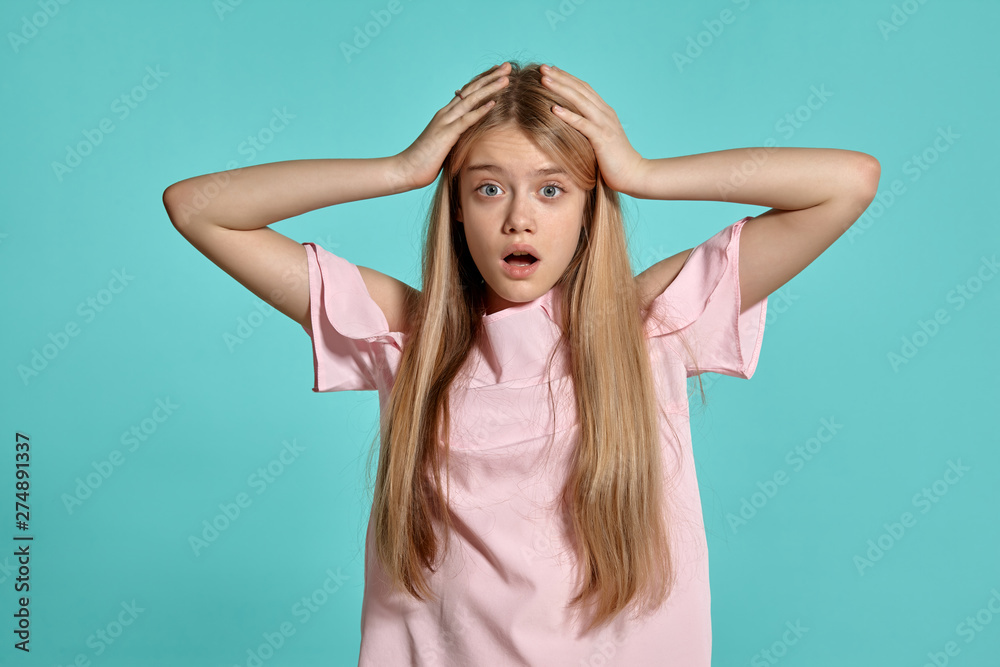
[491,279,553,305]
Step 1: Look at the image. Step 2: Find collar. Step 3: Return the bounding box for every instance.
[465,284,566,387]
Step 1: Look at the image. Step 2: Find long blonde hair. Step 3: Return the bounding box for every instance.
[369,61,692,633]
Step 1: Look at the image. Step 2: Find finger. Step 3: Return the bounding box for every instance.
[456,99,496,130]
[448,62,511,110]
[551,103,596,139]
[432,99,497,157]
[445,72,508,118]
[473,60,511,87]
[464,72,509,106]
[543,65,601,102]
[540,65,607,115]
[465,61,507,87]
[542,76,606,131]
[542,68,605,117]
[443,77,497,114]
[476,61,510,82]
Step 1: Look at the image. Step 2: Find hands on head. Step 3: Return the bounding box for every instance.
[537,64,647,197]
[395,61,648,196]
[395,62,511,191]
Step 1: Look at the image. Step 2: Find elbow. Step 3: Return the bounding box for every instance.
[162,181,199,234]
[851,152,881,205]
[162,180,191,210]
[162,182,181,216]
[162,184,176,214]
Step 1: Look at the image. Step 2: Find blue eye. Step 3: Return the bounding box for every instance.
[476,183,563,198]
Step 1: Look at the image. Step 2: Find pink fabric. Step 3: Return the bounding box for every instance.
[301,216,766,666]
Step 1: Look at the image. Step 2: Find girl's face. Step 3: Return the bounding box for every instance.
[457,124,588,316]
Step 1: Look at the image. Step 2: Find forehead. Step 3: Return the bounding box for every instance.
[462,124,561,176]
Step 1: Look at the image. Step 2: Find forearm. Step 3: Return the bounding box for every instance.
[629,147,878,210]
[163,156,414,231]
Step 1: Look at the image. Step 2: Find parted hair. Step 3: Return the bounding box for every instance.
[368,61,700,633]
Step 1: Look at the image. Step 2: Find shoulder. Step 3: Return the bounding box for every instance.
[356,265,420,335]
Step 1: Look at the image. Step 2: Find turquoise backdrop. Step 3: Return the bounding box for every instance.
[2,0,997,665]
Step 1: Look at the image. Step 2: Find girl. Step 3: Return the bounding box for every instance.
[163,61,879,666]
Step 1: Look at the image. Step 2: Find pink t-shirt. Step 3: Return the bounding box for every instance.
[301,216,767,666]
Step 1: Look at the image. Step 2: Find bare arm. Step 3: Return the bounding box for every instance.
[629,148,880,311]
[626,146,877,209]
[536,65,880,312]
[162,157,420,332]
[163,157,412,232]
[162,62,511,334]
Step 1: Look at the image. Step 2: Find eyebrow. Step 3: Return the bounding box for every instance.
[465,163,569,177]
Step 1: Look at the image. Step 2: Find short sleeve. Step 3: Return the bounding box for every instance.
[300,242,406,393]
[644,216,766,379]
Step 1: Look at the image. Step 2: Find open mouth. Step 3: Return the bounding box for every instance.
[503,253,538,266]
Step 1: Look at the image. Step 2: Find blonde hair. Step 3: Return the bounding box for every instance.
[368,61,698,633]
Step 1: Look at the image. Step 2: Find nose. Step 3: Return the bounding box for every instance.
[505,191,535,234]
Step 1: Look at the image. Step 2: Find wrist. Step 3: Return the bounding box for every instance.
[618,157,652,199]
[384,153,421,195]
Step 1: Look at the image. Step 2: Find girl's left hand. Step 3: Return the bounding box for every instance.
[540,64,648,196]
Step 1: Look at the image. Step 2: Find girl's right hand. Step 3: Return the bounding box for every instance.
[391,62,511,191]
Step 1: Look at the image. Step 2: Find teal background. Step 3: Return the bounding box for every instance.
[1,0,997,665]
